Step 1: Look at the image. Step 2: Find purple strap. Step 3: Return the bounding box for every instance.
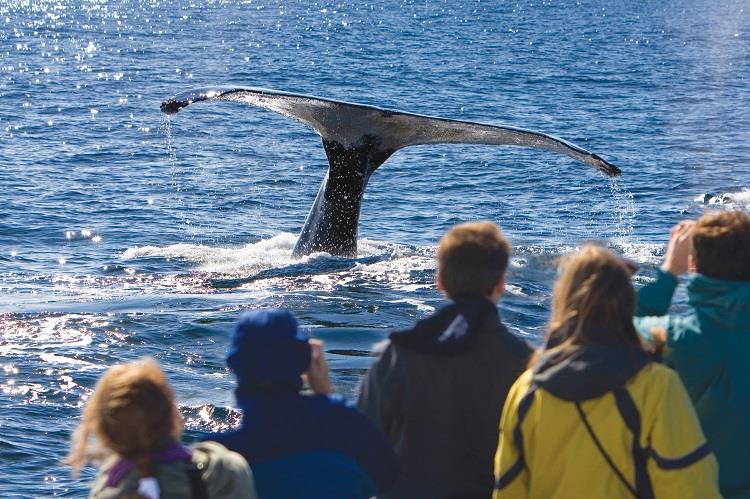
[106,441,193,488]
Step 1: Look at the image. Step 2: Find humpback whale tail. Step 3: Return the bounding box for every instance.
[161,87,621,258]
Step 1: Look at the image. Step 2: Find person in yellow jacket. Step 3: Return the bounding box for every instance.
[493,245,721,499]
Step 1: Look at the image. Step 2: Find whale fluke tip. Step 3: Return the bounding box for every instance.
[160,99,185,115]
[590,153,621,177]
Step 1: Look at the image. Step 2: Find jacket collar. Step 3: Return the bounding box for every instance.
[532,345,652,402]
[687,273,750,330]
[106,440,191,487]
[389,296,499,355]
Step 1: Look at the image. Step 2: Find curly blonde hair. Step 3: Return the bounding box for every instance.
[66,358,182,477]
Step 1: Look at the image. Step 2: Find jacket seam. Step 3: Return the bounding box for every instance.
[647,444,711,470]
[495,386,536,490]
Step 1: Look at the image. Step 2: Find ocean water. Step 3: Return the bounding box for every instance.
[1,0,749,495]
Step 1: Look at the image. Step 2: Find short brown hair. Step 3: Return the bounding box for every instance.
[693,211,750,281]
[437,221,510,298]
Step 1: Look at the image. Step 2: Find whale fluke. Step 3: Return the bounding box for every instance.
[161,86,621,257]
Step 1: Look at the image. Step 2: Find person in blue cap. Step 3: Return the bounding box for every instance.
[208,309,399,499]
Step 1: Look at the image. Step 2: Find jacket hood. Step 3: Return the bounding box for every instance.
[227,309,311,395]
[688,274,750,330]
[389,296,498,355]
[532,345,652,402]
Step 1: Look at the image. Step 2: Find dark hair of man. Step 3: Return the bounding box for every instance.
[693,210,750,282]
[437,221,510,298]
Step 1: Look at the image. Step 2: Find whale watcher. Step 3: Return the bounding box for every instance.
[207,309,399,499]
[66,358,255,499]
[358,221,533,499]
[494,245,720,499]
[635,211,750,498]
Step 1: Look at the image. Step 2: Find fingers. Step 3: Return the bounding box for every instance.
[649,327,667,358]
[670,220,695,238]
[663,219,696,276]
[305,339,332,395]
[309,339,324,364]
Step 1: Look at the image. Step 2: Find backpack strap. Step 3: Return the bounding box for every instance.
[575,401,638,498]
[575,387,656,499]
[186,466,209,499]
[495,385,537,490]
[613,387,654,499]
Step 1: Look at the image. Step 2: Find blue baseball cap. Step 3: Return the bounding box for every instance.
[227,309,311,395]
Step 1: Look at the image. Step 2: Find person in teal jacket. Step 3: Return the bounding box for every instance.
[635,210,750,498]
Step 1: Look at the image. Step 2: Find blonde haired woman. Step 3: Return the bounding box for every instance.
[493,245,720,499]
[67,358,255,498]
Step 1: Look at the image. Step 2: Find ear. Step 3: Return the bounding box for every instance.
[494,274,506,297]
[488,274,505,304]
[436,271,444,291]
[172,405,184,439]
[688,253,697,273]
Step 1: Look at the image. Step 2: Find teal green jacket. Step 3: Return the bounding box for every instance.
[636,269,750,499]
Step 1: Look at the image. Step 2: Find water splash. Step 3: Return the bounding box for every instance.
[160,115,201,233]
[163,115,182,200]
[694,188,750,212]
[608,177,637,243]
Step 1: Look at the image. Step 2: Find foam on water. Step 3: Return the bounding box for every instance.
[122,233,301,272]
[612,241,664,266]
[122,233,433,282]
[694,188,750,211]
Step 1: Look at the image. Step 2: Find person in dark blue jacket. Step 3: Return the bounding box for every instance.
[209,309,399,499]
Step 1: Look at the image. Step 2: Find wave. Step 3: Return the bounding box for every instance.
[121,233,301,273]
[121,233,408,273]
[119,233,667,292]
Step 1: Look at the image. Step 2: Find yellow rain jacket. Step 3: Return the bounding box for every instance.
[493,345,721,499]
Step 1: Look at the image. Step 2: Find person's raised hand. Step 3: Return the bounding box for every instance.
[649,327,667,358]
[662,220,696,276]
[304,339,332,395]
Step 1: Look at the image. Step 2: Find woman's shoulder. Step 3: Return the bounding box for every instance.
[513,369,535,392]
[88,443,255,499]
[631,361,679,385]
[626,361,687,411]
[192,441,257,499]
[191,440,248,472]
[88,455,129,499]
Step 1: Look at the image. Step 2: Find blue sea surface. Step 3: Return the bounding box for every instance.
[1,0,749,495]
